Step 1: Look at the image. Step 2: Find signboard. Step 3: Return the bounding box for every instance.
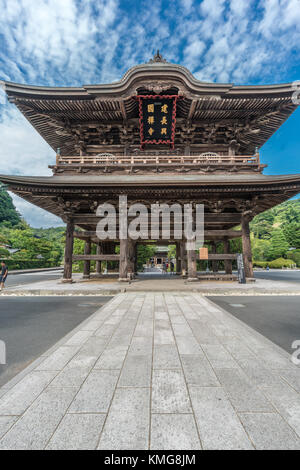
[237,253,246,284]
[137,95,178,148]
[199,247,209,260]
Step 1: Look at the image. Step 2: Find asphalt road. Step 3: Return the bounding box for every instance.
[210,295,300,355]
[254,270,300,283]
[4,270,63,288]
[0,296,112,387]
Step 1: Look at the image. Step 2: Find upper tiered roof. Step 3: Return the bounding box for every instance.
[1,52,298,156]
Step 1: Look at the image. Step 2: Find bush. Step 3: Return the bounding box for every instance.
[0,247,10,258]
[287,250,300,267]
[253,261,268,268]
[268,258,296,269]
[3,259,60,271]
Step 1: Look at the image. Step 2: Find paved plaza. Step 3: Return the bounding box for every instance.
[1,271,300,296]
[0,292,300,450]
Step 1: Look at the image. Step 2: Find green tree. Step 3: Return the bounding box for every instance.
[0,184,21,226]
[265,229,289,261]
[283,223,300,249]
[252,238,271,261]
[0,247,10,258]
[137,244,157,271]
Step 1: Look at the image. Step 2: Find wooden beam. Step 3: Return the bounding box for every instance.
[73,254,120,261]
[73,213,242,225]
[187,100,197,123]
[204,214,242,223]
[120,101,127,122]
[75,230,242,239]
[208,254,237,260]
[205,230,241,238]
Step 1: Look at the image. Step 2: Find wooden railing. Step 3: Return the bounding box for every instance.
[56,153,260,166]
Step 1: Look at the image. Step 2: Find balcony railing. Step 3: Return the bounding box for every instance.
[55,152,260,166]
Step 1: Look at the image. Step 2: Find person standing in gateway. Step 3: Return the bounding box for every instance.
[0,261,8,291]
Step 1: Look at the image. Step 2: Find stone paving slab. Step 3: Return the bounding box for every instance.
[0,292,300,450]
[1,273,300,296]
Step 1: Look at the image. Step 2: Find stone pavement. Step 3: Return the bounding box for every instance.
[1,273,300,296]
[0,292,300,450]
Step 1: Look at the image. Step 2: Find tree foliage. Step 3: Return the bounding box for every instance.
[137,244,157,270]
[0,185,21,227]
[265,229,290,260]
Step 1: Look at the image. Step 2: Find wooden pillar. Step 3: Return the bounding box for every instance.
[119,238,129,281]
[180,240,187,275]
[176,243,181,274]
[83,239,91,279]
[128,240,135,278]
[187,240,198,281]
[211,241,218,273]
[134,244,138,274]
[95,244,102,276]
[224,239,232,275]
[241,215,254,278]
[62,219,74,283]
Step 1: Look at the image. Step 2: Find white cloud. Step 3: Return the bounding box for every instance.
[183,38,206,71]
[0,105,55,176]
[10,193,64,228]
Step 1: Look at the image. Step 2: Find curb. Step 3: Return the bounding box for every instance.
[1,288,300,296]
[8,267,62,276]
[0,289,123,296]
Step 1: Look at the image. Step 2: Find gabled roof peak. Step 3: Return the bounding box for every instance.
[148,50,168,64]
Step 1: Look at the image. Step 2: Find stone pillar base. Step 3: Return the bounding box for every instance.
[82,275,90,280]
[118,277,130,282]
[61,278,74,284]
[246,277,256,283]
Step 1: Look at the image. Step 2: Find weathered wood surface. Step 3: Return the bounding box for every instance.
[242,216,254,278]
[208,254,237,260]
[57,154,259,165]
[83,240,91,278]
[72,254,120,261]
[63,220,74,282]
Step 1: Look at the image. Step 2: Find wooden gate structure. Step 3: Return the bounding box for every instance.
[1,52,300,282]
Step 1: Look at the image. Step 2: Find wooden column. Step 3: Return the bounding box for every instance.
[187,240,198,281]
[134,244,138,274]
[223,239,232,275]
[176,242,181,274]
[119,238,129,281]
[241,215,254,278]
[83,239,91,279]
[128,240,135,278]
[211,241,218,273]
[95,244,102,276]
[62,219,74,283]
[180,240,187,275]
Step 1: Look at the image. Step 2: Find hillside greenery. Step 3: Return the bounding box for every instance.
[0,184,21,227]
[249,199,300,267]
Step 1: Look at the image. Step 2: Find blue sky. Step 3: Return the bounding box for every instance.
[0,0,299,227]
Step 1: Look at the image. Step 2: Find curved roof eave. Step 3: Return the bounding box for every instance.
[1,61,298,100]
[1,173,300,188]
